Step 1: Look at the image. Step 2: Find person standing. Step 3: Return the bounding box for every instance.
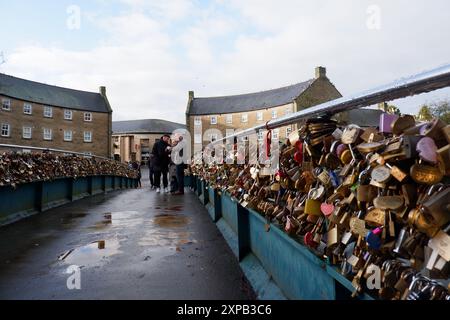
[148,154,156,189]
[173,136,186,195]
[132,161,142,188]
[151,135,171,193]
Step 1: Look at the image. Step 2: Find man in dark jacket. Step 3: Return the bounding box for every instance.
[152,135,171,193]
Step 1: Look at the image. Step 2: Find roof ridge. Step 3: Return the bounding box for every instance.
[193,78,315,100]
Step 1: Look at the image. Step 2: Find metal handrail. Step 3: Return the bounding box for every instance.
[211,63,450,144]
[0,143,112,161]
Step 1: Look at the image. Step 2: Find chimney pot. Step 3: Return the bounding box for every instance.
[189,91,194,100]
[100,86,106,96]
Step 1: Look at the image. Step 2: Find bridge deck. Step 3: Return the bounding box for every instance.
[0,168,251,300]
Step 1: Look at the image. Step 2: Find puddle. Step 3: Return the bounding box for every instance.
[57,239,121,268]
[60,213,88,225]
[153,214,190,228]
[89,211,143,230]
[139,214,195,249]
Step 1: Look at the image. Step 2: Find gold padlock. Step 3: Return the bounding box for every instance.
[304,199,322,216]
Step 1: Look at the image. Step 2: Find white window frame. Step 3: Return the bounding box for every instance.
[43,106,53,118]
[209,133,218,142]
[194,117,202,126]
[241,114,248,123]
[43,128,52,141]
[286,126,293,137]
[194,133,202,144]
[64,109,73,120]
[84,112,92,122]
[226,114,233,124]
[257,131,264,141]
[64,130,73,142]
[285,106,293,115]
[210,116,218,125]
[84,131,92,143]
[271,110,278,119]
[2,99,11,111]
[272,129,279,140]
[256,111,263,121]
[23,103,32,115]
[22,126,32,139]
[1,123,10,137]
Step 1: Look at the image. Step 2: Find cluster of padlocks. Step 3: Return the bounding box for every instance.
[0,152,138,188]
[191,113,450,300]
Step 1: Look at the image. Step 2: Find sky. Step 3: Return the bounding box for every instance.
[0,0,449,124]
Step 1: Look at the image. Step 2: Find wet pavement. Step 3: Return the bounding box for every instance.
[0,168,253,300]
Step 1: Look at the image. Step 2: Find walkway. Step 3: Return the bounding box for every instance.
[0,168,252,300]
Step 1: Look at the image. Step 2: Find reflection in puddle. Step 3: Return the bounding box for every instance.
[89,211,143,230]
[58,239,121,268]
[153,214,190,228]
[60,213,88,225]
[139,214,196,249]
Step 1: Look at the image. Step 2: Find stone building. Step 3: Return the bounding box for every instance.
[0,73,113,157]
[185,67,342,153]
[112,119,186,163]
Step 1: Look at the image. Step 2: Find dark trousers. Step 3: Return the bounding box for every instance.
[149,167,155,187]
[154,169,168,189]
[176,165,185,193]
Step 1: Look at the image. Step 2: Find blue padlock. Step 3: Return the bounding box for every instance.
[366,227,383,250]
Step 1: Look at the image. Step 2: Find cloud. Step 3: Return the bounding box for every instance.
[2,0,450,124]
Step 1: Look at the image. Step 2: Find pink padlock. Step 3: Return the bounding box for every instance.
[379,113,399,134]
[416,137,438,164]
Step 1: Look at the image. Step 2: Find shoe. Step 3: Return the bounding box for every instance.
[165,188,170,193]
[156,188,161,193]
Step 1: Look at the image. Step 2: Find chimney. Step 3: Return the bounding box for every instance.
[188,91,194,101]
[315,66,326,79]
[100,86,107,96]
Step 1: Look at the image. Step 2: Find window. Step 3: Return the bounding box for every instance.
[43,128,52,141]
[23,103,32,115]
[84,112,92,122]
[114,137,119,143]
[226,114,233,124]
[64,130,73,142]
[194,117,202,126]
[44,106,53,118]
[64,109,73,120]
[209,133,218,142]
[2,99,11,111]
[286,126,293,136]
[257,131,264,141]
[84,152,93,157]
[84,131,92,143]
[272,129,279,140]
[271,110,278,119]
[241,114,248,123]
[22,127,32,139]
[194,133,202,144]
[210,116,218,125]
[285,106,293,115]
[256,111,263,121]
[1,124,10,137]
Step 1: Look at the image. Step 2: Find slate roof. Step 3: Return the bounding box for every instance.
[112,119,186,134]
[188,79,316,115]
[0,73,111,113]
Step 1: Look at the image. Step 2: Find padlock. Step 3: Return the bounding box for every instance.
[379,113,399,134]
[391,114,416,136]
